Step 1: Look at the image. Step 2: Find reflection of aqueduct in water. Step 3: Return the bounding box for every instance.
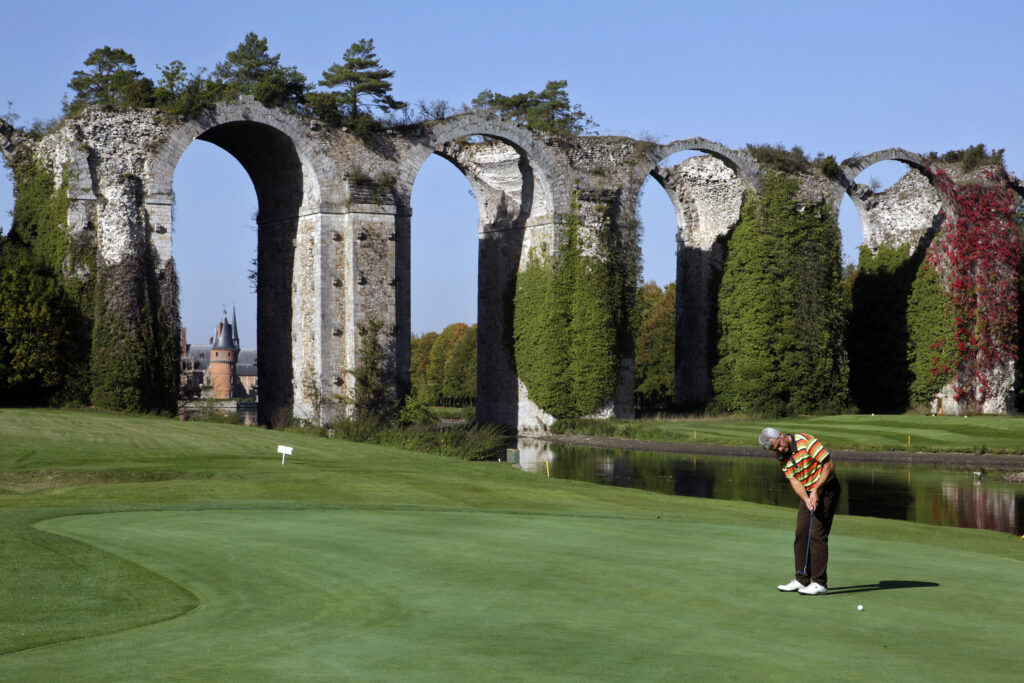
[3,99,1019,427]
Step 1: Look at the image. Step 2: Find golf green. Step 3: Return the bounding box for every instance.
[2,508,1020,681]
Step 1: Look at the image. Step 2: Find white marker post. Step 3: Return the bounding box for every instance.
[277,444,293,465]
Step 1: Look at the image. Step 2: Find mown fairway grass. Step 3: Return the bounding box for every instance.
[2,408,1024,681]
[604,413,1024,454]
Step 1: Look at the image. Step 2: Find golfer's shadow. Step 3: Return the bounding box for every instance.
[827,580,939,595]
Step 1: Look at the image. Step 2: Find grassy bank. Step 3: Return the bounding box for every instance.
[1,409,1023,680]
[554,413,1024,454]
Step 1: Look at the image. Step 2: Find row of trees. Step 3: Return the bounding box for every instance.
[408,280,677,413]
[58,35,594,139]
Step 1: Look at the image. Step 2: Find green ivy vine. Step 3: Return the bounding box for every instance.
[513,198,635,418]
[711,171,849,416]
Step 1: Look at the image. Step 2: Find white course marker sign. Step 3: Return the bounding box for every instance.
[277,444,293,464]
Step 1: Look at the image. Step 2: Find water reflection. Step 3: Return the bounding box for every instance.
[517,439,1024,535]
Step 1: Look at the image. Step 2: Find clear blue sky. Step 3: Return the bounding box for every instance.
[3,0,1022,342]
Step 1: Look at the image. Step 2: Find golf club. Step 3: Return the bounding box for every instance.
[797,508,814,578]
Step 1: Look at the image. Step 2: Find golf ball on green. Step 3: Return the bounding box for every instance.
[857,605,864,611]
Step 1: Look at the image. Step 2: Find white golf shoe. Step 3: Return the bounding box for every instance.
[798,582,828,595]
[777,579,805,592]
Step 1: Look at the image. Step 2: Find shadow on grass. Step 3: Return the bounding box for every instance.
[827,580,939,594]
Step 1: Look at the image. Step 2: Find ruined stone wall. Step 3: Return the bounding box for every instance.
[854,170,944,254]
[4,103,1020,424]
[846,162,1017,416]
[651,156,745,407]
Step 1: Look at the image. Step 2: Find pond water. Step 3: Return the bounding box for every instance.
[516,439,1024,536]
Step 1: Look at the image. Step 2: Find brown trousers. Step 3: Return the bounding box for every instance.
[793,476,841,587]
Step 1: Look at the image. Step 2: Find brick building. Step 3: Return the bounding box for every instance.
[180,310,257,400]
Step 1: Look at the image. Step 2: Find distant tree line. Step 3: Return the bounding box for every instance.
[409,281,676,412]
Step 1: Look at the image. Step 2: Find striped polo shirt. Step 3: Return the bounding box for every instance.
[777,433,832,490]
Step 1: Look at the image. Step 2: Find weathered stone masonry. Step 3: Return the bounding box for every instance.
[2,100,1021,426]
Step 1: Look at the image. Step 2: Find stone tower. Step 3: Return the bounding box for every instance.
[209,314,238,399]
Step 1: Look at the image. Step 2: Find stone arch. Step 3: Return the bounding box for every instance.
[842,148,933,179]
[840,149,952,414]
[839,149,954,253]
[145,99,333,261]
[396,113,570,221]
[647,138,760,190]
[638,147,747,411]
[145,99,336,425]
[393,114,572,428]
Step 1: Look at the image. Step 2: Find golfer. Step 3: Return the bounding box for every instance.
[759,428,841,595]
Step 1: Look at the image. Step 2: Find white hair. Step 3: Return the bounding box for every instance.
[759,427,781,449]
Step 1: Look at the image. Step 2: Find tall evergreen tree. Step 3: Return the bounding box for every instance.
[712,172,848,416]
[312,38,405,131]
[65,47,154,114]
[213,33,306,109]
[0,241,75,405]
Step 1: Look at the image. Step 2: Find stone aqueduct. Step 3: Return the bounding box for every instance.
[2,99,1019,427]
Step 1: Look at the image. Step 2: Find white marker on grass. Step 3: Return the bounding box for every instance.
[277,444,293,464]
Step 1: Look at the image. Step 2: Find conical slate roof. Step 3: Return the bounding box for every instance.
[211,315,236,351]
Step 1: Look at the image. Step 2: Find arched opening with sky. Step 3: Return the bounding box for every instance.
[409,155,478,337]
[150,109,320,425]
[173,141,257,402]
[634,150,702,413]
[637,144,747,411]
[397,116,567,427]
[407,154,479,409]
[841,157,945,413]
[174,142,257,354]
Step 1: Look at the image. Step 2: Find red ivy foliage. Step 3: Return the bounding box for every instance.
[924,165,1020,404]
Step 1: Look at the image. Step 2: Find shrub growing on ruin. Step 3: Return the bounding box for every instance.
[472,80,596,137]
[312,38,406,136]
[352,318,394,418]
[64,47,155,116]
[213,33,308,110]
